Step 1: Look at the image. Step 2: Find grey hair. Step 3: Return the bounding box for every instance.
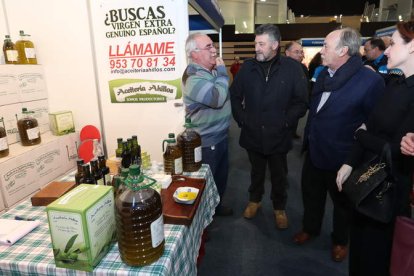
[255,24,281,43]
[185,32,203,62]
[336,27,361,56]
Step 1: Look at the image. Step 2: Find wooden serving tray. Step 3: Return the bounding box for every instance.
[31,181,77,206]
[161,175,206,226]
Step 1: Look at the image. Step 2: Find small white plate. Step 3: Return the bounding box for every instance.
[173,187,199,205]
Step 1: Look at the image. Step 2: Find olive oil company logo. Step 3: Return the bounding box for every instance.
[109,79,181,103]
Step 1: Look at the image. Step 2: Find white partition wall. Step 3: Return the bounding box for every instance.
[1,0,102,132]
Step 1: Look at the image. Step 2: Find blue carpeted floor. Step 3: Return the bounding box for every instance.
[197,117,348,276]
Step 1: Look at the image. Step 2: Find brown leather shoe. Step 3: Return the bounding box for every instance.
[293,231,313,244]
[274,210,288,229]
[332,245,348,262]
[243,202,261,219]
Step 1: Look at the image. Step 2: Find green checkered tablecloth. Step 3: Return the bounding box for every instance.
[0,164,219,276]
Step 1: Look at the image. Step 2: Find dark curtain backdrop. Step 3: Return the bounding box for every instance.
[287,0,380,16]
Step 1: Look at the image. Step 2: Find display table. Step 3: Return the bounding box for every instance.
[0,165,219,276]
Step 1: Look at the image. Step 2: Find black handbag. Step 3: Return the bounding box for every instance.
[343,144,395,223]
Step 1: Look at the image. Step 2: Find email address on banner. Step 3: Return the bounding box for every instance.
[111,67,176,74]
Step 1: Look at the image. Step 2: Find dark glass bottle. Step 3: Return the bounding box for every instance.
[0,118,9,158]
[131,135,141,165]
[74,159,84,185]
[115,165,164,266]
[17,108,41,146]
[115,138,123,158]
[3,35,18,64]
[98,155,111,185]
[79,164,95,184]
[90,159,104,185]
[121,141,131,168]
[177,118,202,172]
[163,133,183,175]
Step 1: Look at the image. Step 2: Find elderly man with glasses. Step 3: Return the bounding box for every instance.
[182,33,233,216]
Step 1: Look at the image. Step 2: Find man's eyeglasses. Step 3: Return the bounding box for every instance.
[195,43,216,51]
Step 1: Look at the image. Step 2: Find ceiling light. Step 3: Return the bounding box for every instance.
[260,0,266,2]
[268,15,271,18]
[243,21,247,28]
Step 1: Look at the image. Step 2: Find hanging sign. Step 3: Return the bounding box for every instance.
[96,1,183,103]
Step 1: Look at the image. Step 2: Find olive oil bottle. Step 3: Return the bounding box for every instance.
[74,159,85,185]
[17,107,41,146]
[3,35,18,64]
[16,30,37,64]
[116,165,164,266]
[162,133,182,175]
[177,118,202,172]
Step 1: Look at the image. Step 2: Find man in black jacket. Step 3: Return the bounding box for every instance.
[230,24,308,229]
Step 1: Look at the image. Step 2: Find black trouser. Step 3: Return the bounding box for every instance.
[247,150,288,210]
[301,154,351,245]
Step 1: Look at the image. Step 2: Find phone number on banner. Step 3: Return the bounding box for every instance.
[109,57,175,69]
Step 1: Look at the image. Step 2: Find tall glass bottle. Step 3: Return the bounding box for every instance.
[177,117,202,172]
[16,30,37,64]
[98,155,111,185]
[17,107,41,146]
[162,133,182,175]
[116,165,164,266]
[131,135,141,165]
[115,138,123,158]
[79,164,95,184]
[0,118,9,158]
[121,141,131,168]
[74,159,84,185]
[90,159,104,185]
[3,35,18,64]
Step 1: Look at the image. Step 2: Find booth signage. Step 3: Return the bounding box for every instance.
[95,1,183,103]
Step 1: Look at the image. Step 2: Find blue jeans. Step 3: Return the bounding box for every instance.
[202,137,229,202]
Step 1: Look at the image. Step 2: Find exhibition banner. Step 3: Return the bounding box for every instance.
[93,0,184,103]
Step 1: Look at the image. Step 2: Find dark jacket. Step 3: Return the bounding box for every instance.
[303,56,385,171]
[230,55,308,154]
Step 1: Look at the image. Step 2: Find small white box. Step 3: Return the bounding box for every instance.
[0,154,40,207]
[12,65,48,102]
[58,132,79,173]
[49,111,75,136]
[0,102,22,145]
[23,99,49,134]
[0,66,20,105]
[34,139,65,185]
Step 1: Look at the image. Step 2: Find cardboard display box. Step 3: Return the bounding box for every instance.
[0,70,20,105]
[0,154,40,207]
[49,111,75,136]
[46,185,116,272]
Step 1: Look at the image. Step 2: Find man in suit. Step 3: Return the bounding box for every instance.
[293,28,385,261]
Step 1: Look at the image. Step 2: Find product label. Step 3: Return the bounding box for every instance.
[24,47,36,58]
[86,191,115,259]
[174,157,182,174]
[0,137,9,151]
[26,126,40,140]
[150,215,164,248]
[5,50,18,62]
[194,146,202,162]
[48,211,88,263]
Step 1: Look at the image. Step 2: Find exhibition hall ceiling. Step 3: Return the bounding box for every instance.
[216,0,380,32]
